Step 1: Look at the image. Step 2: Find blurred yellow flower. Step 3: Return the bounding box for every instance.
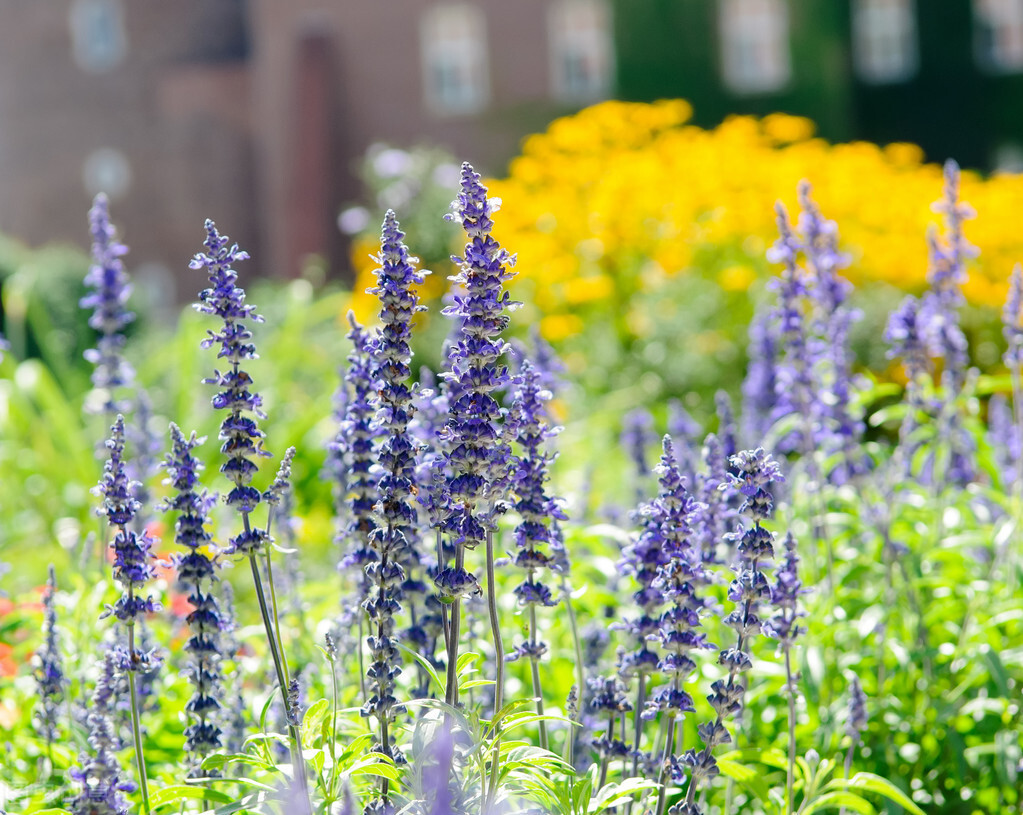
[350,100,1023,346]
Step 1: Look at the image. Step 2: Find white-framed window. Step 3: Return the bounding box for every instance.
[548,0,614,101]
[974,0,1023,72]
[718,0,791,94]
[69,0,127,73]
[420,4,490,115]
[852,0,918,83]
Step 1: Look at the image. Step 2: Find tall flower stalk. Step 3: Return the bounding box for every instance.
[1003,265,1023,497]
[333,313,381,704]
[768,532,807,814]
[437,163,517,714]
[680,448,782,814]
[361,210,427,811]
[161,424,225,772]
[639,437,710,815]
[191,219,310,809]
[70,652,136,815]
[81,193,135,419]
[438,163,517,813]
[94,415,159,813]
[34,564,67,768]
[507,360,565,750]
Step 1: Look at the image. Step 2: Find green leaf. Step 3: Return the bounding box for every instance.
[802,791,877,814]
[148,785,234,808]
[825,773,925,815]
[303,698,330,732]
[396,641,444,695]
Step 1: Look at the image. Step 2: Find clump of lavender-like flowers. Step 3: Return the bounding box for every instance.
[192,219,310,808]
[81,193,135,417]
[360,210,427,812]
[437,163,518,711]
[70,653,136,815]
[768,531,807,813]
[507,359,565,749]
[94,414,159,809]
[33,565,67,760]
[638,437,711,815]
[678,448,783,813]
[161,424,225,769]
[335,313,381,592]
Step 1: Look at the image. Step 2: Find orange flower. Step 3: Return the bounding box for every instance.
[170,593,195,618]
[0,642,17,678]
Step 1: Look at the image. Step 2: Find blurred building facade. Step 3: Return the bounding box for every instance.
[0,0,613,298]
[0,0,1021,299]
[616,0,1023,172]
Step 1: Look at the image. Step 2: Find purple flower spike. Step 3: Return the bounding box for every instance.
[846,675,869,746]
[507,360,566,664]
[34,565,67,744]
[161,424,225,764]
[681,447,783,806]
[642,437,712,723]
[742,312,778,443]
[921,160,976,389]
[621,408,656,485]
[885,296,929,383]
[82,193,135,416]
[767,532,807,650]
[95,415,160,626]
[336,312,381,588]
[766,203,816,455]
[192,220,272,545]
[361,210,427,763]
[439,162,518,560]
[1003,265,1023,369]
[70,652,137,815]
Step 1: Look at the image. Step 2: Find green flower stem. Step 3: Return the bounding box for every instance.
[248,552,311,813]
[785,646,797,815]
[444,542,464,708]
[527,603,548,751]
[653,711,677,815]
[631,675,647,778]
[126,606,151,815]
[559,572,586,767]
[484,530,505,812]
[263,508,291,689]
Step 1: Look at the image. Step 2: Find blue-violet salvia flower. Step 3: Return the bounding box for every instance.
[621,407,656,492]
[679,448,783,812]
[95,415,161,634]
[161,424,225,766]
[70,652,136,815]
[797,182,868,484]
[692,433,736,566]
[81,193,135,417]
[437,163,518,591]
[191,220,271,551]
[642,437,711,725]
[336,313,381,594]
[34,565,67,745]
[845,675,868,747]
[742,312,779,444]
[766,203,817,456]
[361,210,427,764]
[507,360,566,665]
[1003,265,1023,369]
[988,393,1021,490]
[920,159,975,391]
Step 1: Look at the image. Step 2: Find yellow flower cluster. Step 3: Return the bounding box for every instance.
[346,100,1023,342]
[484,100,1023,340]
